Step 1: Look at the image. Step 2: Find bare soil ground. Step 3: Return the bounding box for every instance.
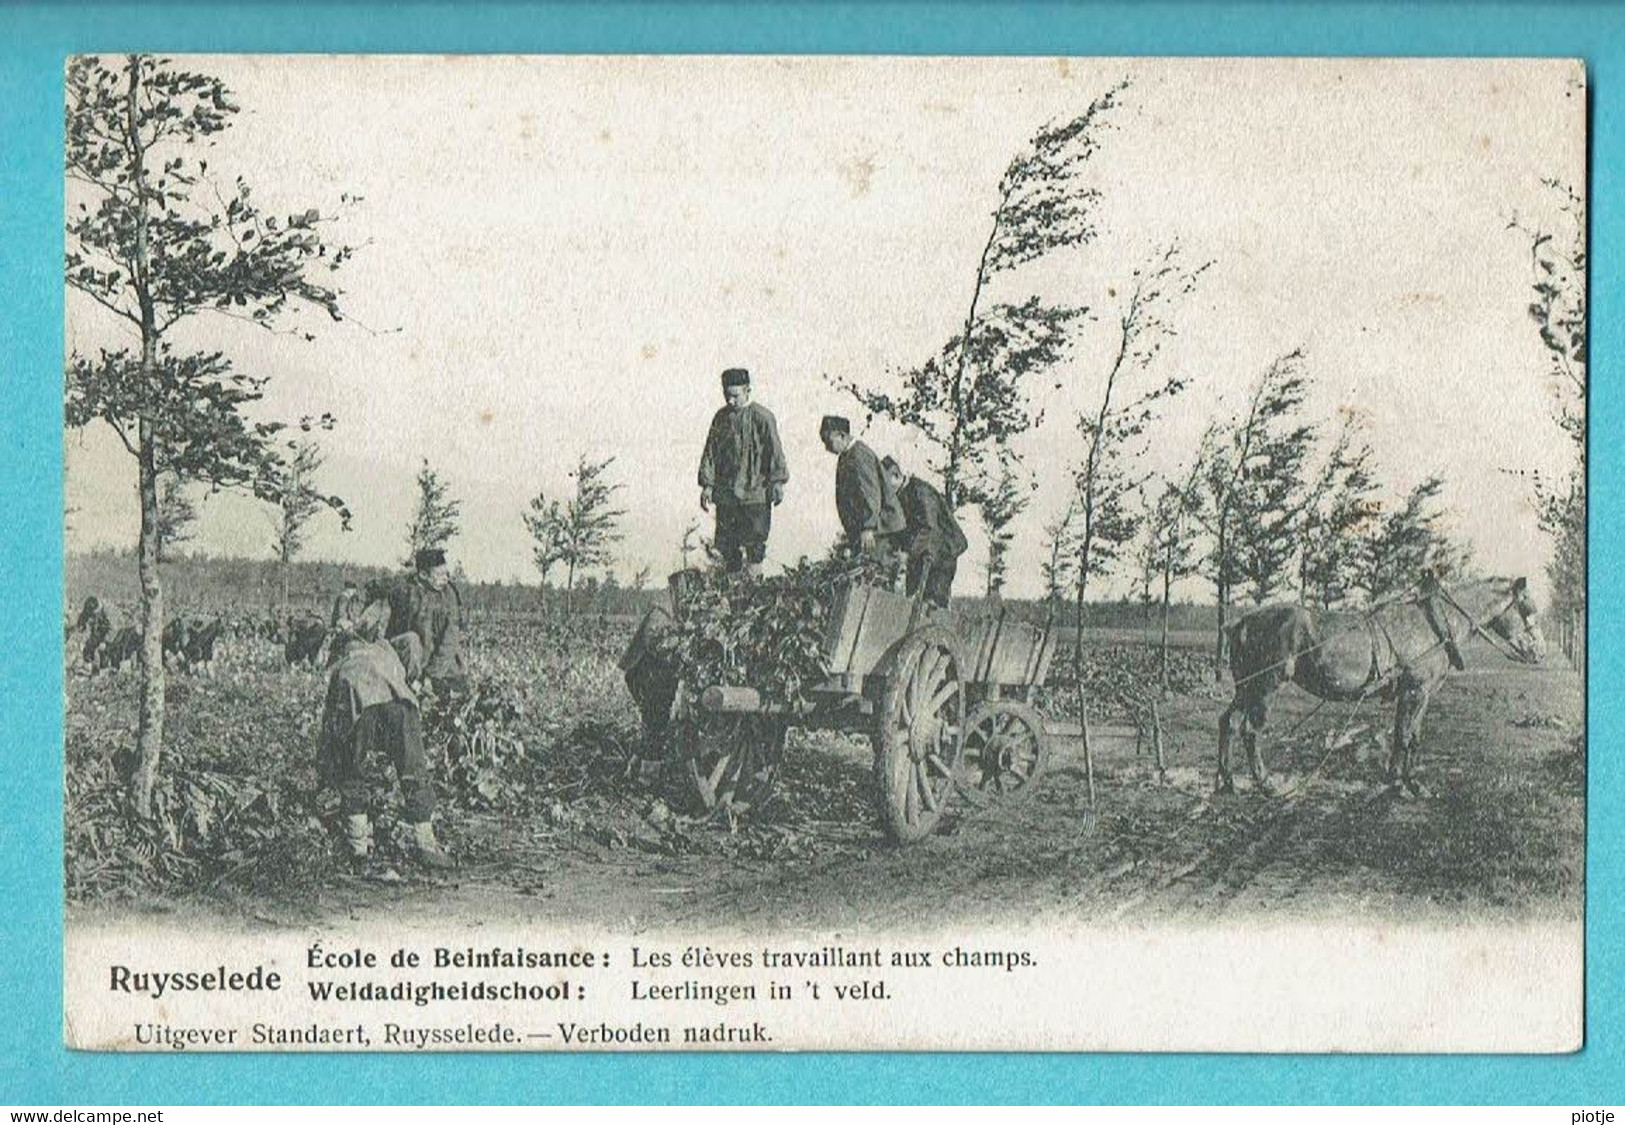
[72,638,1582,936]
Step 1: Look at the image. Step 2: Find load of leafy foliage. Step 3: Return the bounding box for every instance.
[655,555,898,707]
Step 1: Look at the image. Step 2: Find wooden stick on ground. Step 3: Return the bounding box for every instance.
[1152,698,1167,780]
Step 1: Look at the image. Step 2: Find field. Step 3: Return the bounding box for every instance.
[63,608,1584,931]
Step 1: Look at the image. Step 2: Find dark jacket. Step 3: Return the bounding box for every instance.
[330,587,364,632]
[387,576,467,680]
[698,401,788,506]
[899,475,968,560]
[835,440,905,542]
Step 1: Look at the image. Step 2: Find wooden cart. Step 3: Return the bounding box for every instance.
[629,581,1059,844]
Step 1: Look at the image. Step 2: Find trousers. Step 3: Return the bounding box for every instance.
[333,700,435,823]
[714,502,771,571]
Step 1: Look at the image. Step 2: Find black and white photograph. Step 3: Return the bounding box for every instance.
[61,54,1586,1052]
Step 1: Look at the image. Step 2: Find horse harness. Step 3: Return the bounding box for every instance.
[1362,584,1522,691]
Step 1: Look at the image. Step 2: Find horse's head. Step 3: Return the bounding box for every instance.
[1484,577,1546,664]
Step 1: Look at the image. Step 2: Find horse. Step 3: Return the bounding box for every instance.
[1217,574,1545,796]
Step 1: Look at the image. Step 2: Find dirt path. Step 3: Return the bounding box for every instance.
[94,659,1576,940]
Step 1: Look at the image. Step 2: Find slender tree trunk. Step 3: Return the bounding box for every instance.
[127,56,165,819]
[1213,513,1230,682]
[134,425,165,817]
[944,210,1004,510]
[1159,553,1173,693]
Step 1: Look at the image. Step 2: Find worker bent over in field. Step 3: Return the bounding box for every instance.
[697,367,788,578]
[387,548,468,692]
[319,615,453,871]
[882,456,967,609]
[820,414,904,556]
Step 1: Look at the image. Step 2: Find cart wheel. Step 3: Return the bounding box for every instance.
[873,625,966,843]
[682,715,787,815]
[959,701,1050,802]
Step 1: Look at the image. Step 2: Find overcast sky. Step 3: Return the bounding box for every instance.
[64,55,1585,601]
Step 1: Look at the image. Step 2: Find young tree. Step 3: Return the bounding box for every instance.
[978,463,1030,598]
[1071,241,1210,673]
[1195,352,1298,671]
[522,493,571,591]
[406,459,461,560]
[1298,410,1381,608]
[1039,501,1080,610]
[65,54,356,815]
[523,455,627,611]
[1355,476,1472,603]
[1509,179,1586,618]
[837,83,1128,508]
[1144,448,1209,689]
[268,438,348,604]
[1229,361,1318,606]
[154,473,198,562]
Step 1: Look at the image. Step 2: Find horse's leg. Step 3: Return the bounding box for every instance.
[1403,688,1436,796]
[1388,680,1421,792]
[1245,694,1274,794]
[1216,702,1238,794]
[1387,696,1405,786]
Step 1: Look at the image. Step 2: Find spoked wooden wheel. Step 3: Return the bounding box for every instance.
[958,701,1050,803]
[873,626,966,843]
[682,715,787,815]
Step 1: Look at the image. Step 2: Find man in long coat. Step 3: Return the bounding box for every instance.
[387,548,467,690]
[883,456,968,608]
[697,367,788,578]
[819,415,904,555]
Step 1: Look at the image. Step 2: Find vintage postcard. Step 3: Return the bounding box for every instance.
[62,54,1585,1052]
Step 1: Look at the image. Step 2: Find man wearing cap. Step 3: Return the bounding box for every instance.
[319,610,452,870]
[698,368,788,579]
[882,456,968,608]
[387,548,467,690]
[326,579,364,667]
[819,415,905,555]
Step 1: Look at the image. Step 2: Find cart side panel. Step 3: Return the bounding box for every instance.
[823,583,917,680]
[955,611,1054,686]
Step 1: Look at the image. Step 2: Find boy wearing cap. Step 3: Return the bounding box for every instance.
[386,547,467,690]
[819,415,905,555]
[882,456,967,608]
[697,368,788,578]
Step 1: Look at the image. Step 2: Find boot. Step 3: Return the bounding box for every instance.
[342,813,373,862]
[410,820,455,870]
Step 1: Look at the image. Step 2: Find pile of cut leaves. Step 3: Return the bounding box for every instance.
[420,675,528,811]
[654,554,897,707]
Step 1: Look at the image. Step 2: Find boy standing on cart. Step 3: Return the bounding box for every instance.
[882,456,967,608]
[697,367,789,579]
[819,414,905,556]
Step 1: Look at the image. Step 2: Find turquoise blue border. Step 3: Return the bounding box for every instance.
[2,1,1614,1105]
